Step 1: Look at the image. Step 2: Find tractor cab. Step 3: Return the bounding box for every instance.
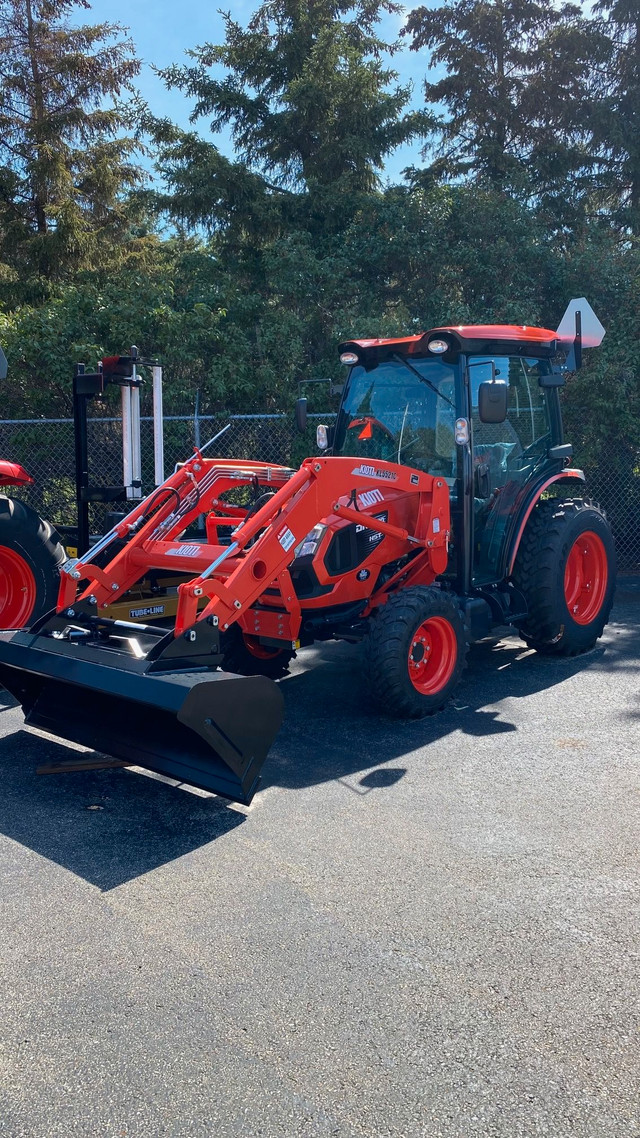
[333,324,576,595]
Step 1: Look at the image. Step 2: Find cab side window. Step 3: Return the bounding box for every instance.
[470,355,551,489]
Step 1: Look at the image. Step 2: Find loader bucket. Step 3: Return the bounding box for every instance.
[0,629,284,805]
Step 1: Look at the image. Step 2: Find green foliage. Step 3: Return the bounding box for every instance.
[591,0,640,232]
[560,234,640,470]
[159,0,413,195]
[0,239,229,416]
[403,0,611,213]
[149,0,418,250]
[0,0,142,300]
[0,0,636,526]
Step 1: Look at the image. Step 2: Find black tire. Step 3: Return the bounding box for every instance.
[0,495,66,629]
[362,585,467,718]
[221,624,294,679]
[512,497,616,656]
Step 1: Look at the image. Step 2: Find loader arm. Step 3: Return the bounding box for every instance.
[57,455,450,642]
[175,457,450,636]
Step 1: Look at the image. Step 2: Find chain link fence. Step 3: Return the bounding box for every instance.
[0,412,638,569]
[0,411,331,538]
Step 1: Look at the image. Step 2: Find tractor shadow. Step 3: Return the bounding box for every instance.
[0,718,245,891]
[265,600,640,792]
[0,588,636,889]
[0,686,16,712]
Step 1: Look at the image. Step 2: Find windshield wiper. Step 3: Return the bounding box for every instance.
[391,353,455,409]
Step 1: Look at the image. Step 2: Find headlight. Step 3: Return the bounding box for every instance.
[294,524,327,558]
[428,338,449,354]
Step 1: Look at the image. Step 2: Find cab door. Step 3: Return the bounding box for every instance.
[469,355,554,584]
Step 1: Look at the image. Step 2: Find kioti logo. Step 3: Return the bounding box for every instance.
[358,488,384,509]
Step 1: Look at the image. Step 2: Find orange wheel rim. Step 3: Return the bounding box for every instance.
[563,531,608,626]
[407,616,457,694]
[0,547,37,628]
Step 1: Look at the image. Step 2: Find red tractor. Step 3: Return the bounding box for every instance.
[0,302,616,805]
[0,460,65,629]
[0,340,66,628]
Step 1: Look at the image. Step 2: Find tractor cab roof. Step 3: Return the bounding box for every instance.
[339,324,559,362]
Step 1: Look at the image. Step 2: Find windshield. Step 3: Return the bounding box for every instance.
[333,357,458,478]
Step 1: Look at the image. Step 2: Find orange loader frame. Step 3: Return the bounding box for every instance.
[57,453,450,646]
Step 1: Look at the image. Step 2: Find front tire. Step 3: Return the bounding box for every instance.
[363,586,467,717]
[0,496,66,629]
[221,625,294,679]
[513,497,616,656]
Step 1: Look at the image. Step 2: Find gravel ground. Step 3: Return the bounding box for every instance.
[0,581,639,1138]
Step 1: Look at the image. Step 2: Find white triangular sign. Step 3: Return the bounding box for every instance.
[556,298,605,348]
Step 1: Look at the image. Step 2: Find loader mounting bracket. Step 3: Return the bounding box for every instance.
[31,598,224,672]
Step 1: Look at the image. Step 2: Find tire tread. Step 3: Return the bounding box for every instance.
[513,497,616,656]
[363,585,467,717]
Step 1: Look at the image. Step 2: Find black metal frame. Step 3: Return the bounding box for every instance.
[72,359,143,555]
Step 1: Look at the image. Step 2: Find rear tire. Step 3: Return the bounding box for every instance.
[221,625,294,679]
[363,586,467,717]
[0,496,66,629]
[512,497,616,656]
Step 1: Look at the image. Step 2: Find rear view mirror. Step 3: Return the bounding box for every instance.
[478,381,508,423]
[295,397,308,432]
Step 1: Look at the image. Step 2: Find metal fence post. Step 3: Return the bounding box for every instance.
[72,363,91,555]
[194,391,201,452]
[152,366,165,486]
[121,385,133,498]
[129,352,142,499]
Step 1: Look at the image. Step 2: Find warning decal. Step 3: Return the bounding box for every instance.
[278,526,296,552]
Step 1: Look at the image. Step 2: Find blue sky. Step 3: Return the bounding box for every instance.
[78,0,428,182]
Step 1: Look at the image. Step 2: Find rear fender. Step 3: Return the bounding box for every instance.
[506,469,585,576]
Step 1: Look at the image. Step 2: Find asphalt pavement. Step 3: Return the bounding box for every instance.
[1,581,639,1138]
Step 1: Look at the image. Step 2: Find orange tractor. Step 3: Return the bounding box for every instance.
[0,340,66,630]
[0,301,615,804]
[0,461,66,629]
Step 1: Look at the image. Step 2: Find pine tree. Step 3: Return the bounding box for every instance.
[592,0,640,232]
[153,0,416,235]
[0,0,141,293]
[403,0,610,210]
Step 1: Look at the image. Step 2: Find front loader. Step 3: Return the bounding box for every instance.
[0,300,616,805]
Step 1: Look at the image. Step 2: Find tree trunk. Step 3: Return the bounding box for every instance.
[491,0,507,190]
[631,11,639,233]
[25,0,47,235]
